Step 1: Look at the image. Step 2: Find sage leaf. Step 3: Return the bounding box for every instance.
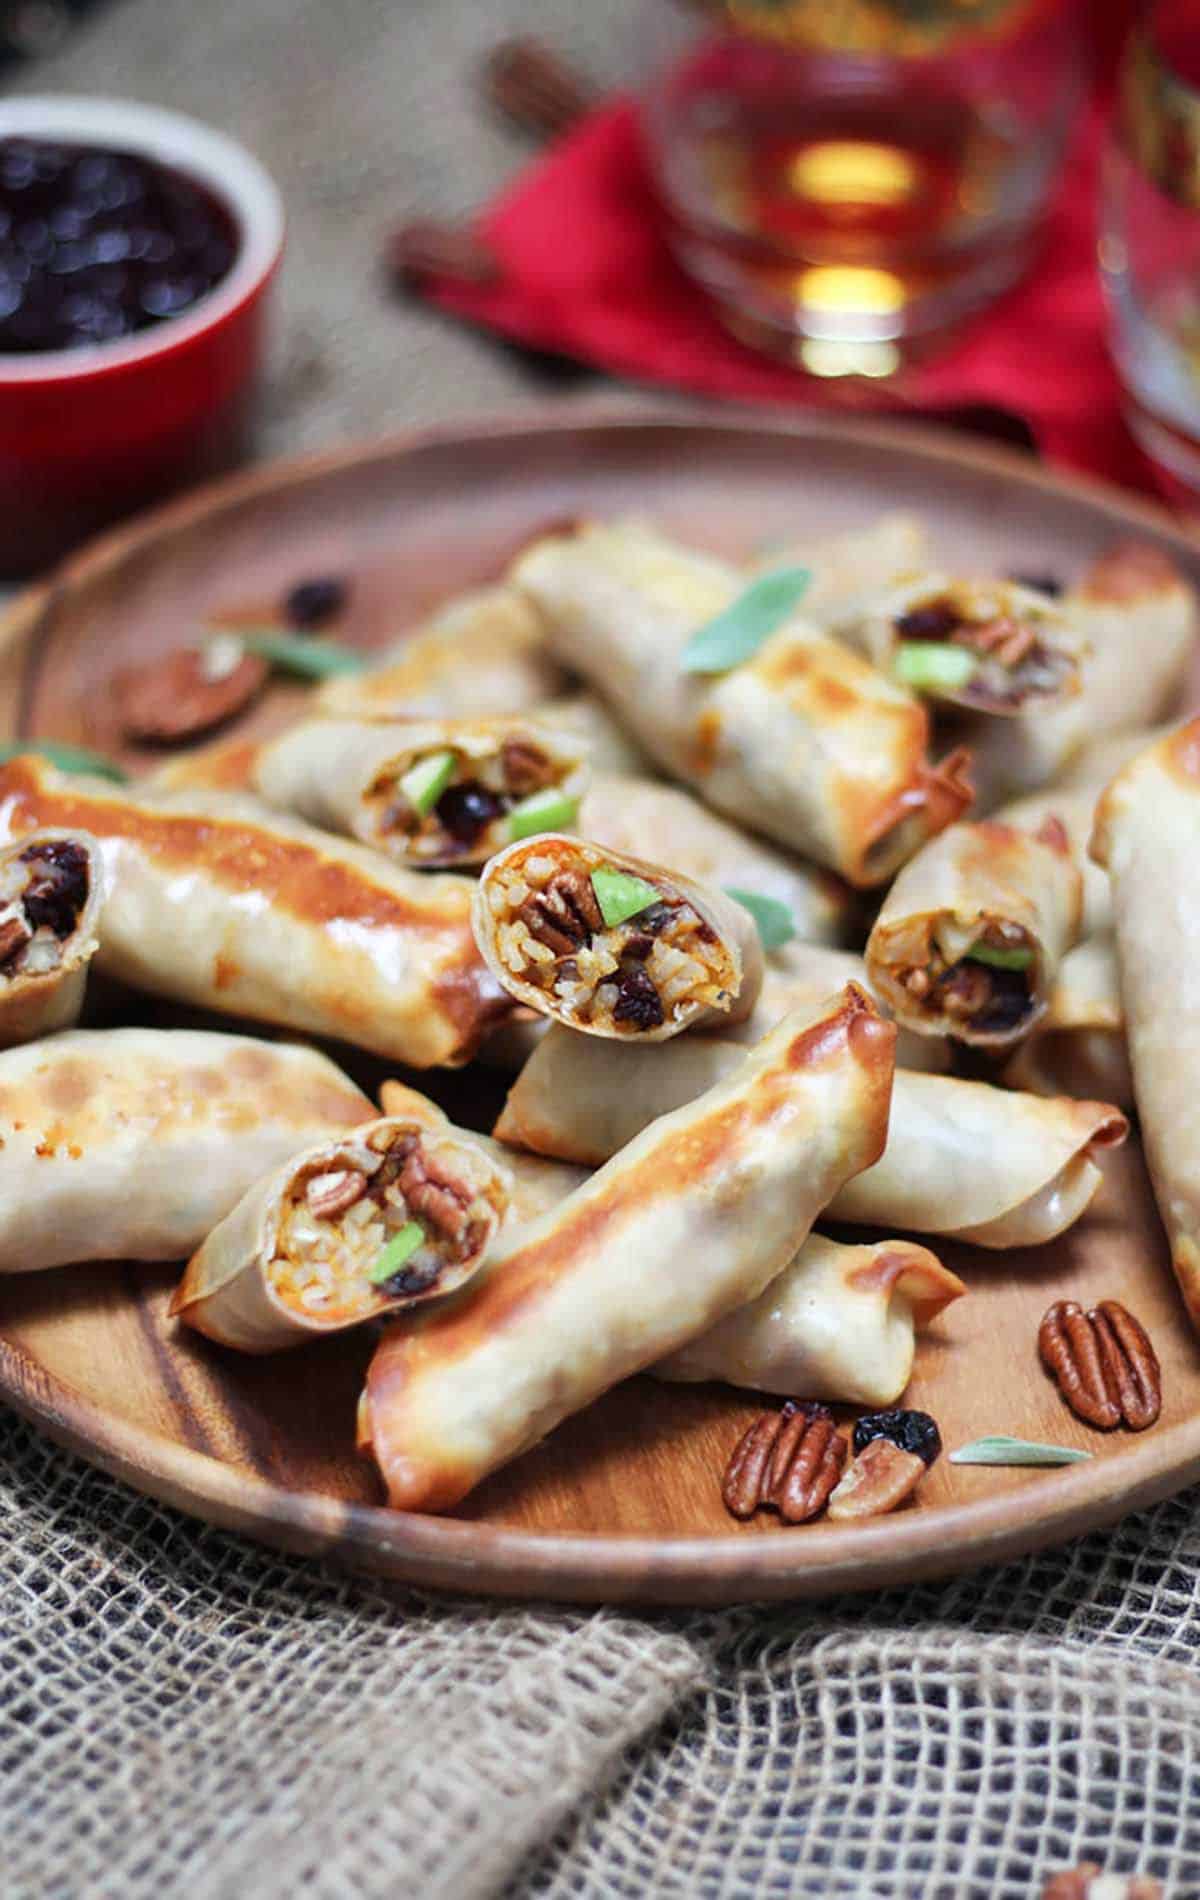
[0,740,127,782]
[229,627,367,679]
[725,887,797,950]
[949,1435,1091,1467]
[680,566,811,675]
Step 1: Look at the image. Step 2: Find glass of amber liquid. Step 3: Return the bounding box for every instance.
[639,0,1082,374]
[1102,3,1200,503]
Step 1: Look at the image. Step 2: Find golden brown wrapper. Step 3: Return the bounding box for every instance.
[0,1027,373,1273]
[655,1234,964,1407]
[495,1029,1126,1248]
[1091,719,1200,1328]
[0,827,104,1046]
[360,985,896,1512]
[513,519,972,887]
[0,756,510,1067]
[173,1115,511,1353]
[472,831,764,1041]
[865,817,1083,1047]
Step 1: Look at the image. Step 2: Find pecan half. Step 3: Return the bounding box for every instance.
[388,219,500,288]
[722,1401,846,1524]
[399,1150,469,1241]
[826,1437,925,1521]
[519,871,603,954]
[114,643,268,745]
[482,37,595,139]
[1042,1866,1162,1900]
[305,1169,368,1221]
[1038,1300,1161,1432]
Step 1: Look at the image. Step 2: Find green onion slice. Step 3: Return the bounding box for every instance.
[401,750,456,817]
[725,887,796,950]
[892,641,976,695]
[507,788,580,841]
[949,1436,1091,1467]
[368,1221,426,1286]
[590,865,661,929]
[0,740,127,782]
[680,566,811,675]
[229,627,367,679]
[966,940,1034,972]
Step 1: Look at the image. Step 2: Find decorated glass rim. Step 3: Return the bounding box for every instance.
[0,95,284,384]
[680,0,1057,60]
[1120,17,1200,214]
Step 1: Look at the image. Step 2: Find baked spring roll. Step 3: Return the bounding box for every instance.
[656,1235,964,1406]
[495,1031,1126,1247]
[359,985,896,1511]
[765,513,929,623]
[865,816,1083,1046]
[535,693,657,778]
[313,584,565,720]
[578,772,857,950]
[1092,720,1200,1326]
[0,1027,372,1272]
[0,757,510,1067]
[513,519,973,887]
[1001,935,1133,1111]
[473,832,763,1041]
[173,1115,511,1352]
[0,827,104,1045]
[254,716,590,868]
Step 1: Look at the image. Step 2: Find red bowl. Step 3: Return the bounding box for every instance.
[0,97,285,578]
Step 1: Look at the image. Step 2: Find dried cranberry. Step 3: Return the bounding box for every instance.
[975,965,1033,1035]
[853,1409,941,1467]
[1009,571,1063,597]
[283,576,348,629]
[20,839,89,937]
[621,933,654,960]
[436,780,504,844]
[383,1259,442,1298]
[612,963,664,1030]
[894,601,961,643]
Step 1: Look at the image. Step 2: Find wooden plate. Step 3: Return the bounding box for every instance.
[2,408,1199,1606]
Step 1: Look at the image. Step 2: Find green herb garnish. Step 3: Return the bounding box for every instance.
[508,788,580,841]
[368,1221,426,1287]
[725,887,796,950]
[680,566,811,675]
[892,642,976,695]
[401,749,456,817]
[227,627,367,679]
[590,865,661,929]
[949,1435,1091,1467]
[966,941,1034,972]
[0,741,127,782]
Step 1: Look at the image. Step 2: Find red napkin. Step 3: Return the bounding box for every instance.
[425,94,1142,490]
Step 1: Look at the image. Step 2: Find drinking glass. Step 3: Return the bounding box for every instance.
[638,0,1083,376]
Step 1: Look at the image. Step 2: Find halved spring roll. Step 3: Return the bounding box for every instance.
[0,827,104,1045]
[577,772,857,950]
[0,757,511,1067]
[172,1115,511,1352]
[473,832,763,1041]
[513,519,973,887]
[378,1079,589,1220]
[359,985,897,1511]
[865,817,1082,1046]
[494,1031,1127,1248]
[1092,720,1200,1327]
[254,716,590,868]
[656,1235,964,1407]
[313,584,566,720]
[0,1027,372,1272]
[832,574,1081,714]
[1001,935,1133,1111]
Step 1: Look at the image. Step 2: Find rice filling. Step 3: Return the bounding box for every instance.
[369,736,573,861]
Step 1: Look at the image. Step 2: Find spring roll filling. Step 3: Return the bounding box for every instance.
[486,853,736,1034]
[0,838,91,980]
[893,915,1037,1036]
[892,583,1071,710]
[370,738,579,861]
[271,1125,497,1323]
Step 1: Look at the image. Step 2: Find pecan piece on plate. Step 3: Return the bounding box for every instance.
[722,1400,846,1525]
[1038,1299,1161,1432]
[827,1436,926,1521]
[114,641,269,745]
[1042,1865,1162,1900]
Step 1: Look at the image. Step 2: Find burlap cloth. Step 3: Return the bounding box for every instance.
[4,5,1200,1895]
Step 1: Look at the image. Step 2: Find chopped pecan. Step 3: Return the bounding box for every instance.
[305,1169,368,1221]
[399,1150,469,1241]
[1042,1866,1162,1900]
[722,1401,846,1524]
[827,1437,925,1521]
[952,613,1038,667]
[0,914,31,969]
[500,738,553,795]
[519,871,603,955]
[937,963,992,1019]
[1038,1299,1161,1432]
[114,643,268,745]
[482,37,595,138]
